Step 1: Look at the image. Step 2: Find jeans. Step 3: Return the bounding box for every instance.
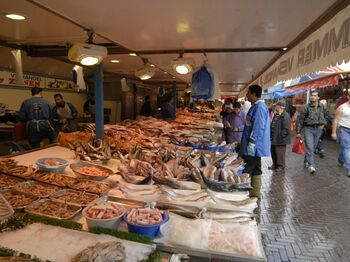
[303,126,323,167]
[27,121,56,148]
[339,127,350,171]
[337,128,345,164]
[315,128,325,152]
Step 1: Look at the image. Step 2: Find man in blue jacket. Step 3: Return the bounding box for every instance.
[240,85,270,198]
[18,87,55,148]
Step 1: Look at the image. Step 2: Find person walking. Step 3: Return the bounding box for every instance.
[240,85,270,198]
[296,90,329,174]
[336,90,349,108]
[315,99,333,158]
[269,101,291,172]
[52,93,79,133]
[18,87,55,148]
[332,93,350,176]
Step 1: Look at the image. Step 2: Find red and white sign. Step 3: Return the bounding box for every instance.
[0,71,74,90]
[0,71,44,87]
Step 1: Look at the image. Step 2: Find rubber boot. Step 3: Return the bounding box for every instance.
[249,175,262,198]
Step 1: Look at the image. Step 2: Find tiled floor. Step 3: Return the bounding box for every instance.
[260,138,350,262]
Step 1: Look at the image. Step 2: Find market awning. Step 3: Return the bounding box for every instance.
[253,4,350,89]
[285,73,340,92]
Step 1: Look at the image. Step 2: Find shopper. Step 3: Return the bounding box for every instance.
[223,103,234,144]
[269,101,291,172]
[220,98,234,142]
[336,90,349,108]
[314,99,333,158]
[296,90,329,174]
[140,95,152,117]
[223,102,245,146]
[18,87,55,149]
[240,85,270,198]
[285,97,296,118]
[161,94,176,120]
[332,93,350,176]
[83,94,95,115]
[52,93,78,133]
[242,98,252,115]
[220,98,234,118]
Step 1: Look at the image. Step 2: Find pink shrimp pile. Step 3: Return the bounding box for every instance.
[126,207,163,226]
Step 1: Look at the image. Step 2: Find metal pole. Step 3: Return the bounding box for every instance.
[172,82,177,116]
[306,89,310,104]
[94,64,104,139]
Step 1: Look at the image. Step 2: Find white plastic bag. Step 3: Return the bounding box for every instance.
[158,213,212,249]
[208,221,264,258]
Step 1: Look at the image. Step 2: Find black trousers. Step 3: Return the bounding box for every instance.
[242,155,262,177]
[271,145,286,168]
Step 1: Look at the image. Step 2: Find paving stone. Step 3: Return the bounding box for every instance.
[259,139,350,262]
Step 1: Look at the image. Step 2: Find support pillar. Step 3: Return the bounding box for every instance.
[94,64,104,139]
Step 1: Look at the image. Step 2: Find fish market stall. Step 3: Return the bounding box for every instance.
[0,142,266,261]
[0,110,265,261]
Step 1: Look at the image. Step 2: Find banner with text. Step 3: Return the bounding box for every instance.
[0,71,74,90]
[254,5,350,89]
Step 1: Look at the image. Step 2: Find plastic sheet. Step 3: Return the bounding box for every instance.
[159,213,212,250]
[208,221,264,258]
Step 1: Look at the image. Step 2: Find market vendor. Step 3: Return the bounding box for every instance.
[240,85,270,198]
[18,87,55,148]
[140,95,152,117]
[161,94,176,120]
[83,94,95,115]
[52,93,78,133]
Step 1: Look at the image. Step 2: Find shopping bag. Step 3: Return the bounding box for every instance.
[292,137,305,155]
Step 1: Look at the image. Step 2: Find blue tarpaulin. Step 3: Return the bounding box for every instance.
[262,72,329,100]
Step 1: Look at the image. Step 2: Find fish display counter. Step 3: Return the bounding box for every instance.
[0,144,266,261]
[0,110,266,261]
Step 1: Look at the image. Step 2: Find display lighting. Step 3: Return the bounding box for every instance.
[5,13,27,20]
[68,42,107,66]
[172,54,195,75]
[110,59,120,63]
[135,61,155,80]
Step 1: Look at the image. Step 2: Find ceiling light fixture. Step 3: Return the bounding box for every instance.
[68,42,107,66]
[5,13,27,20]
[135,58,155,80]
[110,59,120,63]
[129,53,137,56]
[172,53,195,74]
[283,47,288,51]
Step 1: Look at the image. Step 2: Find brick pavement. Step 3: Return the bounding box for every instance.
[260,138,350,262]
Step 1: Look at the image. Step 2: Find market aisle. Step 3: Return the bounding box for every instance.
[260,138,350,262]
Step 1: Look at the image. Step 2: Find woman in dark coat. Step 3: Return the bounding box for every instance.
[269,101,291,172]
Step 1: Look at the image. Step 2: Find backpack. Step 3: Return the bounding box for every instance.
[191,66,212,99]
